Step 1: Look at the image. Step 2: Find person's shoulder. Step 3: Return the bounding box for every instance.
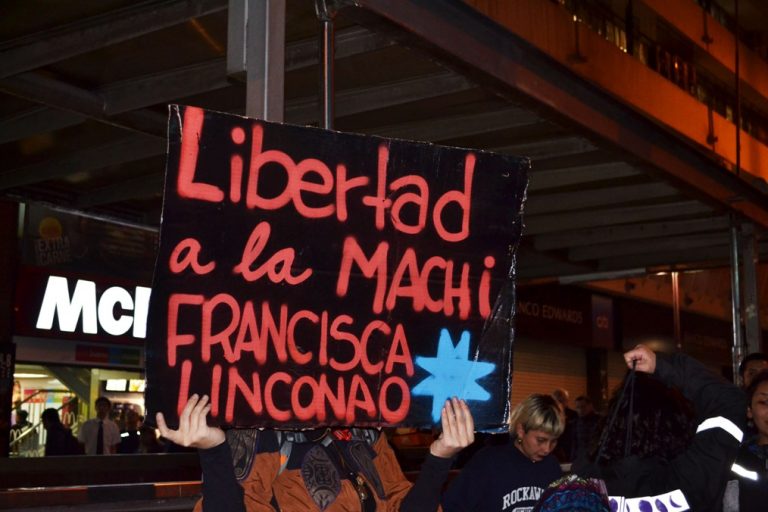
[466,441,515,467]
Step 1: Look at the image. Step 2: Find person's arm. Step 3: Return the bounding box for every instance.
[439,446,487,512]
[364,398,474,512]
[624,345,746,510]
[397,453,454,512]
[624,345,745,435]
[156,394,245,512]
[397,398,475,512]
[198,441,246,512]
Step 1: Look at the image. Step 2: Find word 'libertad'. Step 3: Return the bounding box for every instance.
[176,106,475,243]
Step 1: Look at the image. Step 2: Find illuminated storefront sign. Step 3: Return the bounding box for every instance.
[14,266,150,346]
[35,276,151,338]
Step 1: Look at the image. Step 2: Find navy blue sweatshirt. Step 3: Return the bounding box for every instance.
[441,441,562,512]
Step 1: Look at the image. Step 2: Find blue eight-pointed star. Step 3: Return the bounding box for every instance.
[412,329,496,422]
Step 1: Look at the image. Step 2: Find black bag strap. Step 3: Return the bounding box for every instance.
[596,359,637,462]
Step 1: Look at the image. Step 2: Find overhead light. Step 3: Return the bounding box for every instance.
[105,379,127,392]
[14,373,47,378]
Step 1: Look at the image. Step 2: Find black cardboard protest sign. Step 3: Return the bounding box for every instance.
[146,105,528,431]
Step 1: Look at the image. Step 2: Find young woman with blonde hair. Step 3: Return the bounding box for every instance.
[441,393,565,511]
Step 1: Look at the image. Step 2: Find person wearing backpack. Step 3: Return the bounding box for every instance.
[157,396,475,511]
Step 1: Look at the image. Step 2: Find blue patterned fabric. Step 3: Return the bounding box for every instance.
[533,474,611,512]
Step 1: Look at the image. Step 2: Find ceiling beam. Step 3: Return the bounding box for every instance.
[0,0,228,79]
[524,200,713,235]
[491,135,596,159]
[533,216,731,251]
[597,242,768,272]
[372,106,542,142]
[3,72,475,195]
[527,162,642,192]
[0,135,164,191]
[569,232,729,262]
[102,59,228,116]
[287,26,395,75]
[516,246,594,279]
[105,26,392,115]
[0,73,167,137]
[0,26,396,143]
[525,181,679,215]
[287,71,475,123]
[0,107,82,145]
[76,174,164,208]
[596,246,733,271]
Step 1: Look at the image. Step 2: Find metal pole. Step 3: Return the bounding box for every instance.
[730,216,745,384]
[240,0,285,121]
[735,0,741,178]
[741,223,762,354]
[0,200,20,458]
[315,0,336,131]
[671,271,681,350]
[730,0,745,384]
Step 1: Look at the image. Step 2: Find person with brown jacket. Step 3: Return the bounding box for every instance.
[157,395,475,511]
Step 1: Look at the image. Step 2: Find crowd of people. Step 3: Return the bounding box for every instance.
[151,343,767,512]
[18,396,168,457]
[14,345,766,511]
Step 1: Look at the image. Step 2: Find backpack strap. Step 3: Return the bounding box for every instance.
[277,431,294,475]
[226,428,259,482]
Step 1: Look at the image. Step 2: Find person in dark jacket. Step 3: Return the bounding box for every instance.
[552,388,577,463]
[724,369,768,511]
[569,395,601,467]
[575,345,745,512]
[41,408,81,456]
[156,395,475,512]
[118,409,141,454]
